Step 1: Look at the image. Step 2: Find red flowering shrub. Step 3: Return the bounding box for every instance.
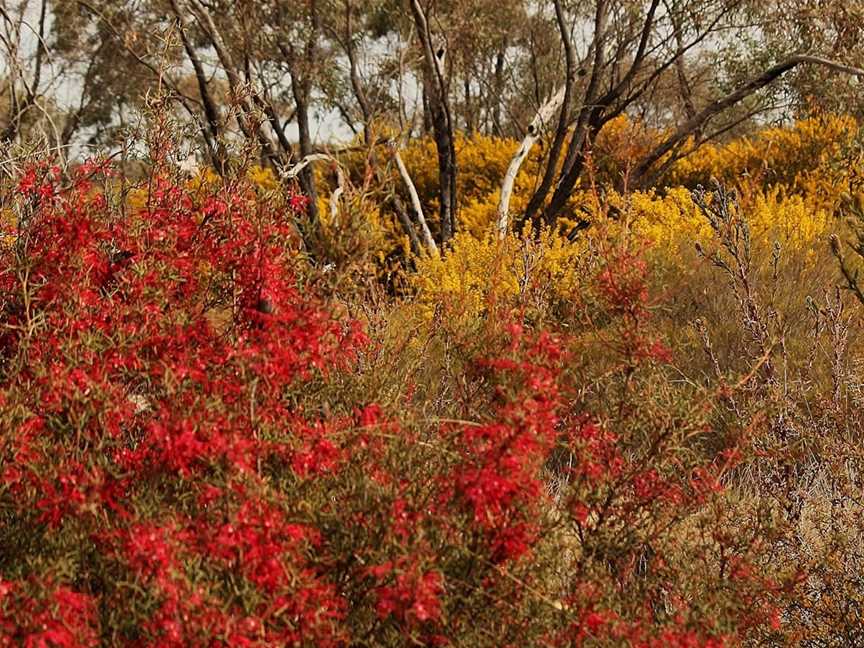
[0,159,366,645]
[0,158,790,645]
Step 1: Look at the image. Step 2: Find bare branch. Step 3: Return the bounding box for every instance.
[393,143,437,254]
[497,86,567,237]
[633,54,864,185]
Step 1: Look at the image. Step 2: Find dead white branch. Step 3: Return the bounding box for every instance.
[393,144,437,254]
[281,153,345,220]
[496,86,566,238]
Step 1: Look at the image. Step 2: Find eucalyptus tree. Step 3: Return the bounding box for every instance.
[759,0,864,119]
[6,0,864,247]
[1,0,51,146]
[495,0,864,235]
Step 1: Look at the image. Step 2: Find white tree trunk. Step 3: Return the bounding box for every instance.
[496,86,567,238]
[393,146,438,254]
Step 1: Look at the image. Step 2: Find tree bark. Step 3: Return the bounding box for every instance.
[276,1,323,226]
[185,0,279,163]
[169,0,227,173]
[521,0,577,225]
[290,71,320,223]
[393,145,438,253]
[539,0,663,226]
[492,48,506,137]
[0,0,48,143]
[340,0,374,144]
[409,0,457,245]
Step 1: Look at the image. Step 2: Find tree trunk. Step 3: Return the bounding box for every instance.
[291,74,320,224]
[521,0,577,226]
[409,0,457,245]
[497,86,567,237]
[492,48,506,137]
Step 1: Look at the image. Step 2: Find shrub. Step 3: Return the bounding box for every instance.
[666,114,864,212]
[0,153,796,646]
[0,158,367,645]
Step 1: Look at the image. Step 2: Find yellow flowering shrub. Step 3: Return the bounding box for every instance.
[612,185,836,265]
[246,165,281,192]
[747,188,834,249]
[0,208,15,246]
[128,115,856,298]
[667,115,863,212]
[621,187,711,249]
[400,133,546,236]
[412,227,589,321]
[397,118,677,239]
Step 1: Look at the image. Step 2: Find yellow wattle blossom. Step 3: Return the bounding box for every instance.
[668,114,862,212]
[619,185,835,257]
[0,208,16,246]
[246,165,280,193]
[625,187,712,250]
[747,189,832,250]
[413,226,588,320]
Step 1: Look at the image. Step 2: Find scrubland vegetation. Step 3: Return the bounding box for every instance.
[3,1,864,646]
